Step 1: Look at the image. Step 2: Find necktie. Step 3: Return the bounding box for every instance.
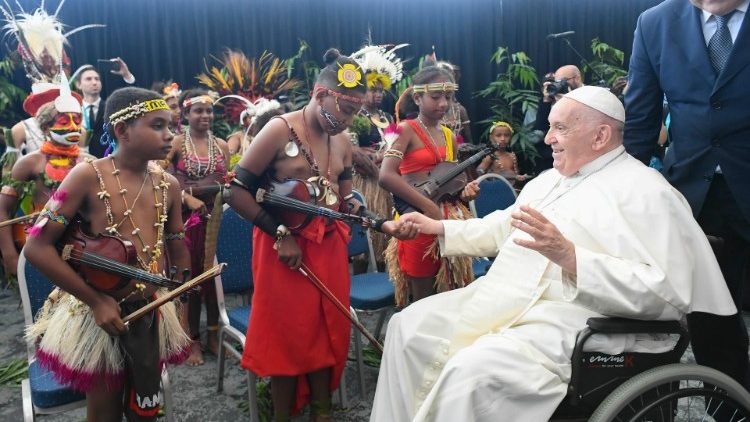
[87,105,96,131]
[708,11,735,74]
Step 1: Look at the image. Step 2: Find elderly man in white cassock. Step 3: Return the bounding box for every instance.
[369,86,737,422]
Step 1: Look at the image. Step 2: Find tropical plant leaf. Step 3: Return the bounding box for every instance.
[0,358,27,387]
[474,47,541,164]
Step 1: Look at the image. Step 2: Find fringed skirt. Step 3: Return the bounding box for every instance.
[385,201,475,307]
[26,288,190,392]
[353,172,392,262]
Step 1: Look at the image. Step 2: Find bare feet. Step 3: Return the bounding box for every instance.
[186,339,204,366]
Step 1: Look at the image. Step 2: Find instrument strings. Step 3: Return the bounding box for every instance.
[63,248,177,288]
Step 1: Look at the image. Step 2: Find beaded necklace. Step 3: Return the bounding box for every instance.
[417,116,446,149]
[90,158,169,273]
[182,129,219,179]
[299,107,337,206]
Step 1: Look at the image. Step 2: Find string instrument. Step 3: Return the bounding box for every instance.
[58,220,181,291]
[0,211,42,249]
[393,145,497,214]
[255,179,382,231]
[124,263,225,325]
[175,172,224,204]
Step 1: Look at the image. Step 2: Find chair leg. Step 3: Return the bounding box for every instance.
[217,327,226,393]
[374,308,390,341]
[161,369,174,422]
[354,327,366,397]
[337,369,348,408]
[21,378,35,422]
[246,372,259,422]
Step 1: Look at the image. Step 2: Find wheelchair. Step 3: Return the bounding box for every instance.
[550,317,750,422]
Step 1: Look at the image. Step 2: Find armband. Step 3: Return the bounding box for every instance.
[383,149,404,160]
[338,166,353,181]
[358,207,386,233]
[253,209,280,237]
[231,166,263,195]
[165,231,186,241]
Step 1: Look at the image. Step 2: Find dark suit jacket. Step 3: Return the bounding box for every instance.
[87,104,107,158]
[624,0,750,223]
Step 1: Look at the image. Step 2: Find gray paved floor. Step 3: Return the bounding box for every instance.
[0,288,379,421]
[2,285,747,422]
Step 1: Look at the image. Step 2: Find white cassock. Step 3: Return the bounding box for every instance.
[370,146,736,422]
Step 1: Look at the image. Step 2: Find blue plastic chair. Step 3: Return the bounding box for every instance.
[468,174,516,277]
[469,173,517,219]
[348,190,395,396]
[214,205,258,421]
[17,251,175,421]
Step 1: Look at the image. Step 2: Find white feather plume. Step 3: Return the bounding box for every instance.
[350,43,409,85]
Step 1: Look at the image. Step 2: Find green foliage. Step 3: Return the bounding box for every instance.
[238,378,273,421]
[395,56,426,98]
[0,358,27,387]
[362,344,382,367]
[0,58,27,127]
[583,38,627,85]
[349,115,372,139]
[475,47,541,163]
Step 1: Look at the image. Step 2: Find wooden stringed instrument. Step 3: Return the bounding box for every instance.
[393,145,497,214]
[58,219,181,291]
[255,179,382,231]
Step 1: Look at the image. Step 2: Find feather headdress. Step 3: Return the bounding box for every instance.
[1,0,104,85]
[198,49,299,123]
[350,43,408,91]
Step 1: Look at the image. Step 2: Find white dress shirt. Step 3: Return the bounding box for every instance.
[700,0,749,45]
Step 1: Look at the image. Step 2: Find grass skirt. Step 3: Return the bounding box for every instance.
[25,288,190,392]
[385,201,475,307]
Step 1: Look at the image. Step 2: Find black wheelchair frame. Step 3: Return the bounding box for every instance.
[551,317,750,422]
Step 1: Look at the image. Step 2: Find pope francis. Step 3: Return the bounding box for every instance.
[369,86,737,421]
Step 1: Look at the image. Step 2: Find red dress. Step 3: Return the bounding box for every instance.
[241,217,351,414]
[397,120,447,278]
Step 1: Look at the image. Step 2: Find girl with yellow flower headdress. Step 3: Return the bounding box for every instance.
[225,48,407,421]
[348,43,408,268]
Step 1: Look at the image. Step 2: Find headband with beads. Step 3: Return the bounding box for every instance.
[412,82,459,93]
[109,99,170,126]
[100,99,170,151]
[182,95,214,108]
[313,84,365,104]
[491,121,514,134]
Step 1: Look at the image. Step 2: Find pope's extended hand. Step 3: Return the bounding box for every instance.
[511,205,576,274]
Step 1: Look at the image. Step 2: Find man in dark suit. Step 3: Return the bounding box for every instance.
[624,0,750,386]
[73,58,136,157]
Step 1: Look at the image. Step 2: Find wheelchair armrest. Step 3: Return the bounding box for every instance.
[586,317,685,334]
[567,317,689,407]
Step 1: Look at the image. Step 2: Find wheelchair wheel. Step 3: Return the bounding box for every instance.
[589,364,750,422]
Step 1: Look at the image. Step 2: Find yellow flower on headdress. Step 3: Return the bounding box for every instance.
[337,63,363,88]
[366,72,393,91]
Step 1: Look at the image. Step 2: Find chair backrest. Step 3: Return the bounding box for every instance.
[17,250,55,326]
[215,205,254,294]
[470,173,517,218]
[347,190,378,271]
[17,250,56,359]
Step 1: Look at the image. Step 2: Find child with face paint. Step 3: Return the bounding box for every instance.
[0,86,87,279]
[225,48,414,421]
[381,65,480,306]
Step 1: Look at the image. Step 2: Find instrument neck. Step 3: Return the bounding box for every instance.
[71,249,166,285]
[434,148,492,186]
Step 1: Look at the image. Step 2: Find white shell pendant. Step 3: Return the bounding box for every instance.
[325,189,338,206]
[284,141,299,157]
